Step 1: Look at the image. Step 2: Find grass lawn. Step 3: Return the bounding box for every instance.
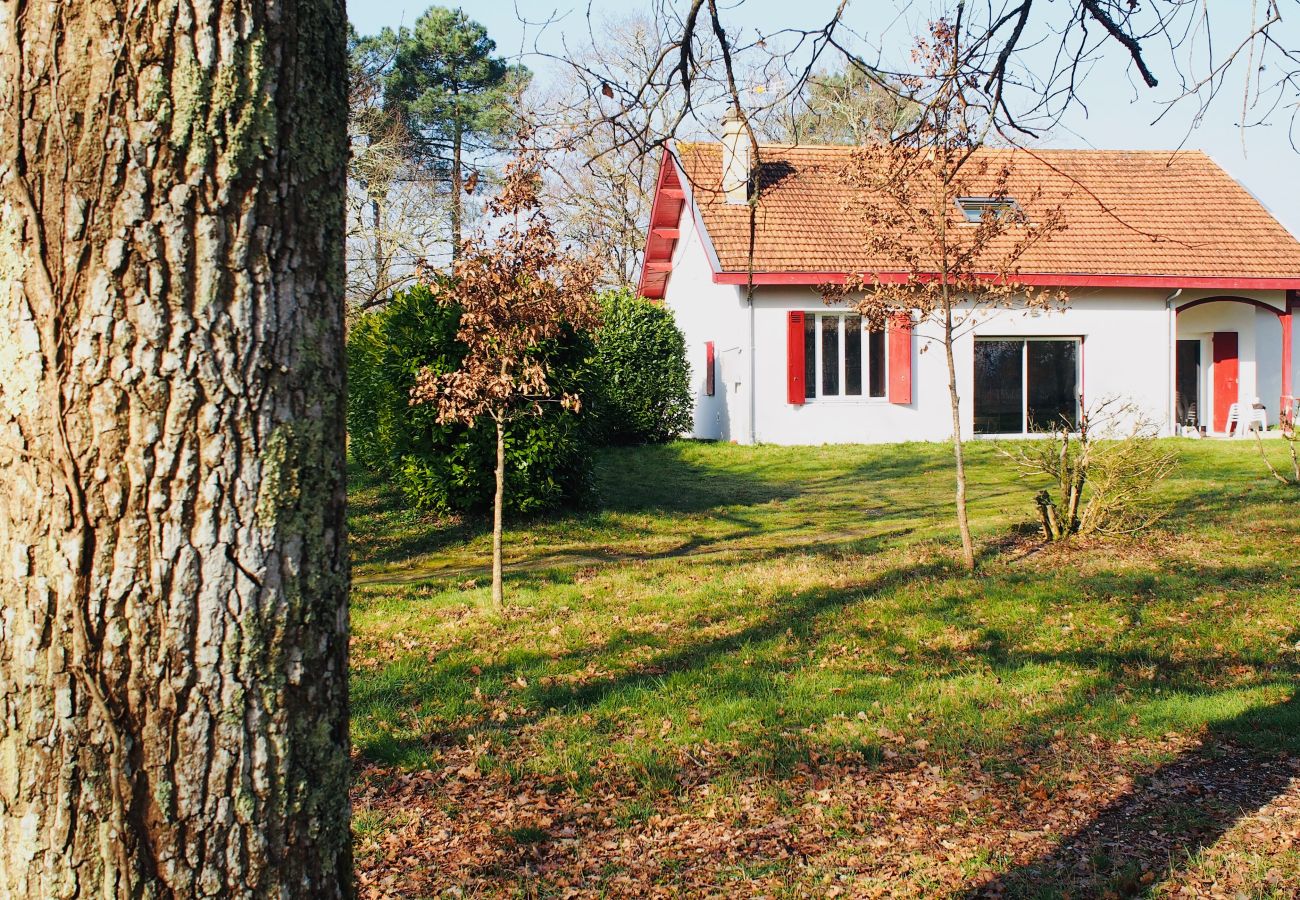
[349,439,1299,899]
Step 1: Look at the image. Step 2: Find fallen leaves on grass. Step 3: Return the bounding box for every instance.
[353,733,1300,898]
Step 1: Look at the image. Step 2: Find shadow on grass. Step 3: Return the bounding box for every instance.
[354,513,929,587]
[592,442,802,513]
[349,443,803,569]
[962,691,1299,899]
[355,552,1298,777]
[354,552,960,765]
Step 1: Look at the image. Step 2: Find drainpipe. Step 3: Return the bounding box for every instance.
[722,111,758,443]
[1166,288,1183,434]
[747,295,757,444]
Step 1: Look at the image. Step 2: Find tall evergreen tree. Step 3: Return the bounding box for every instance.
[379,7,529,257]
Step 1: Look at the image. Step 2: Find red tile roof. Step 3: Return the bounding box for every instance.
[646,142,1300,293]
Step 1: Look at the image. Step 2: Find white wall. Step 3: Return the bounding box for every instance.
[661,239,1294,444]
[749,288,1175,444]
[660,197,748,441]
[1258,309,1282,420]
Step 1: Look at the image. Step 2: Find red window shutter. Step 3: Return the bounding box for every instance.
[705,341,716,396]
[888,314,913,405]
[787,311,805,405]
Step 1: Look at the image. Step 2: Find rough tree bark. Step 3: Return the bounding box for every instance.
[0,1,352,897]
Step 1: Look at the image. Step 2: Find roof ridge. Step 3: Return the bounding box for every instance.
[664,139,1300,281]
[679,140,1213,157]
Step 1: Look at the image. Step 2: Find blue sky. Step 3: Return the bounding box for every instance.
[348,0,1300,236]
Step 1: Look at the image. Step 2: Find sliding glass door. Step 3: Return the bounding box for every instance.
[974,338,1080,434]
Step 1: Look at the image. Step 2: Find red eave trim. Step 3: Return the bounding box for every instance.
[636,151,687,300]
[711,271,1300,290]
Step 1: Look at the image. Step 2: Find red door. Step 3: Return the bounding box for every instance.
[1212,332,1239,433]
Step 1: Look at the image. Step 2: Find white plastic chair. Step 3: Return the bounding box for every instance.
[1226,403,1244,438]
[1246,403,1268,436]
[1227,402,1268,437]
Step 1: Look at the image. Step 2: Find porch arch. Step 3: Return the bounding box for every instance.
[1175,293,1295,425]
[1174,295,1287,318]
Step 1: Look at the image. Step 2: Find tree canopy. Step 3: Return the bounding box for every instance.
[773,68,916,145]
[376,7,530,251]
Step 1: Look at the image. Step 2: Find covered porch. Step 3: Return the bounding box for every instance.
[1174,292,1296,435]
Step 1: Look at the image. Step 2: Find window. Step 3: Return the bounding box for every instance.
[957,196,1019,224]
[821,316,840,396]
[974,338,1079,434]
[868,327,886,397]
[802,314,886,400]
[704,341,715,396]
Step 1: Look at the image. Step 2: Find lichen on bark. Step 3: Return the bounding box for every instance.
[0,0,353,896]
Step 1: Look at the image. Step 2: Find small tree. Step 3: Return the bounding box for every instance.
[827,20,1066,572]
[410,145,600,608]
[1008,399,1178,541]
[347,283,594,514]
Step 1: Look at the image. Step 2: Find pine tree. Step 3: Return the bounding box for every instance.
[379,7,530,257]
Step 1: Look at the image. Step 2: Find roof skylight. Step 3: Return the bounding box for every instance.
[957,196,1020,223]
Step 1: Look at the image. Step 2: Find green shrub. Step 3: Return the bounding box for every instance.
[347,283,594,515]
[590,289,692,445]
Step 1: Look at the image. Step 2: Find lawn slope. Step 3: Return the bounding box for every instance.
[350,440,1299,899]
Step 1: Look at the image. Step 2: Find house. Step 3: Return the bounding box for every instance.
[637,121,1300,444]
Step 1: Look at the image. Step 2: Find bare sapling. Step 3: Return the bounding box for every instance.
[826,20,1066,571]
[1007,398,1178,541]
[410,139,600,607]
[1254,417,1300,487]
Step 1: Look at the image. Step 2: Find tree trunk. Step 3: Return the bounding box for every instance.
[1035,490,1061,541]
[943,299,977,572]
[372,193,386,294]
[0,2,352,897]
[451,124,463,260]
[491,415,506,609]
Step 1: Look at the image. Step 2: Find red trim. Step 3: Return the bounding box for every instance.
[636,152,688,300]
[1283,291,1295,417]
[1212,332,1240,433]
[787,312,806,405]
[887,314,913,405]
[1078,336,1086,412]
[705,341,716,396]
[712,271,1300,290]
[1175,295,1289,317]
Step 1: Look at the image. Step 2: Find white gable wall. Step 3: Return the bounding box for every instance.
[660,196,749,442]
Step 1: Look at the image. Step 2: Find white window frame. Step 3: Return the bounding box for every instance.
[806,312,888,403]
[973,335,1083,436]
[956,196,1022,224]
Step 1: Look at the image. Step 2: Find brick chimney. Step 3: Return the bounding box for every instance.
[721,111,750,205]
